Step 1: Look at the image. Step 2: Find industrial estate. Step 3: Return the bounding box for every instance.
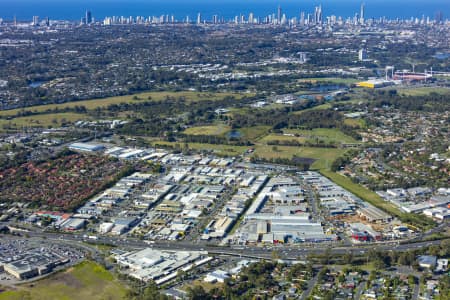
[0,1,449,299]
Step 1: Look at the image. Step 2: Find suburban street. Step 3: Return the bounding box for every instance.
[300,267,321,300]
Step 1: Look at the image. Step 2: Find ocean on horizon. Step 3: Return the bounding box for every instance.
[1,0,449,22]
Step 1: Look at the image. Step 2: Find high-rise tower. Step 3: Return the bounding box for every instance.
[435,11,443,24]
[85,10,92,24]
[277,5,282,24]
[319,5,323,24]
[32,16,39,26]
[314,5,323,24]
[300,11,305,26]
[358,48,367,61]
[360,3,365,25]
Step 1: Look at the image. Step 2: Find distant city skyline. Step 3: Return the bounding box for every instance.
[1,0,449,22]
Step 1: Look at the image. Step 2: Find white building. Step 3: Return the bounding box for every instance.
[99,222,114,233]
[204,270,230,283]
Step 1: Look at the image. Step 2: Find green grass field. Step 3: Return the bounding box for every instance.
[181,279,222,293]
[343,118,366,128]
[253,145,348,170]
[236,126,272,141]
[0,261,128,300]
[184,124,231,136]
[259,134,308,144]
[0,113,88,130]
[292,103,333,114]
[0,91,247,132]
[396,87,450,96]
[152,141,249,157]
[0,91,246,117]
[298,77,360,84]
[282,128,359,144]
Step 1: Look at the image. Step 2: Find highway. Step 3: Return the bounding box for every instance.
[10,229,447,261]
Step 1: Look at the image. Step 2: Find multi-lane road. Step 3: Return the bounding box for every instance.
[11,229,447,261]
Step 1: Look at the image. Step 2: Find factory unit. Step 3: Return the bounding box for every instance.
[118,149,146,160]
[209,217,234,238]
[105,146,153,160]
[269,186,305,204]
[58,218,86,231]
[143,166,235,241]
[1,252,69,280]
[77,172,155,217]
[245,190,269,217]
[423,207,450,221]
[377,188,449,215]
[245,214,310,222]
[115,248,209,284]
[117,172,153,187]
[204,270,230,283]
[202,174,268,240]
[110,217,139,235]
[320,197,357,216]
[418,256,437,270]
[349,223,382,242]
[99,222,114,233]
[356,79,394,88]
[141,183,174,204]
[3,261,39,279]
[271,221,329,243]
[69,142,106,152]
[357,205,393,223]
[236,174,337,244]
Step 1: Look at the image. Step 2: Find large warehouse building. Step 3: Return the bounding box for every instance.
[69,142,106,152]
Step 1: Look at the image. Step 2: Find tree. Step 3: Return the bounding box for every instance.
[321,247,332,264]
[408,275,417,285]
[186,285,209,300]
[317,267,329,283]
[343,251,353,264]
[428,245,440,256]
[271,250,280,261]
[140,281,169,300]
[438,275,450,300]
[176,269,186,281]
[412,261,420,271]
[439,239,450,256]
[373,258,386,270]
